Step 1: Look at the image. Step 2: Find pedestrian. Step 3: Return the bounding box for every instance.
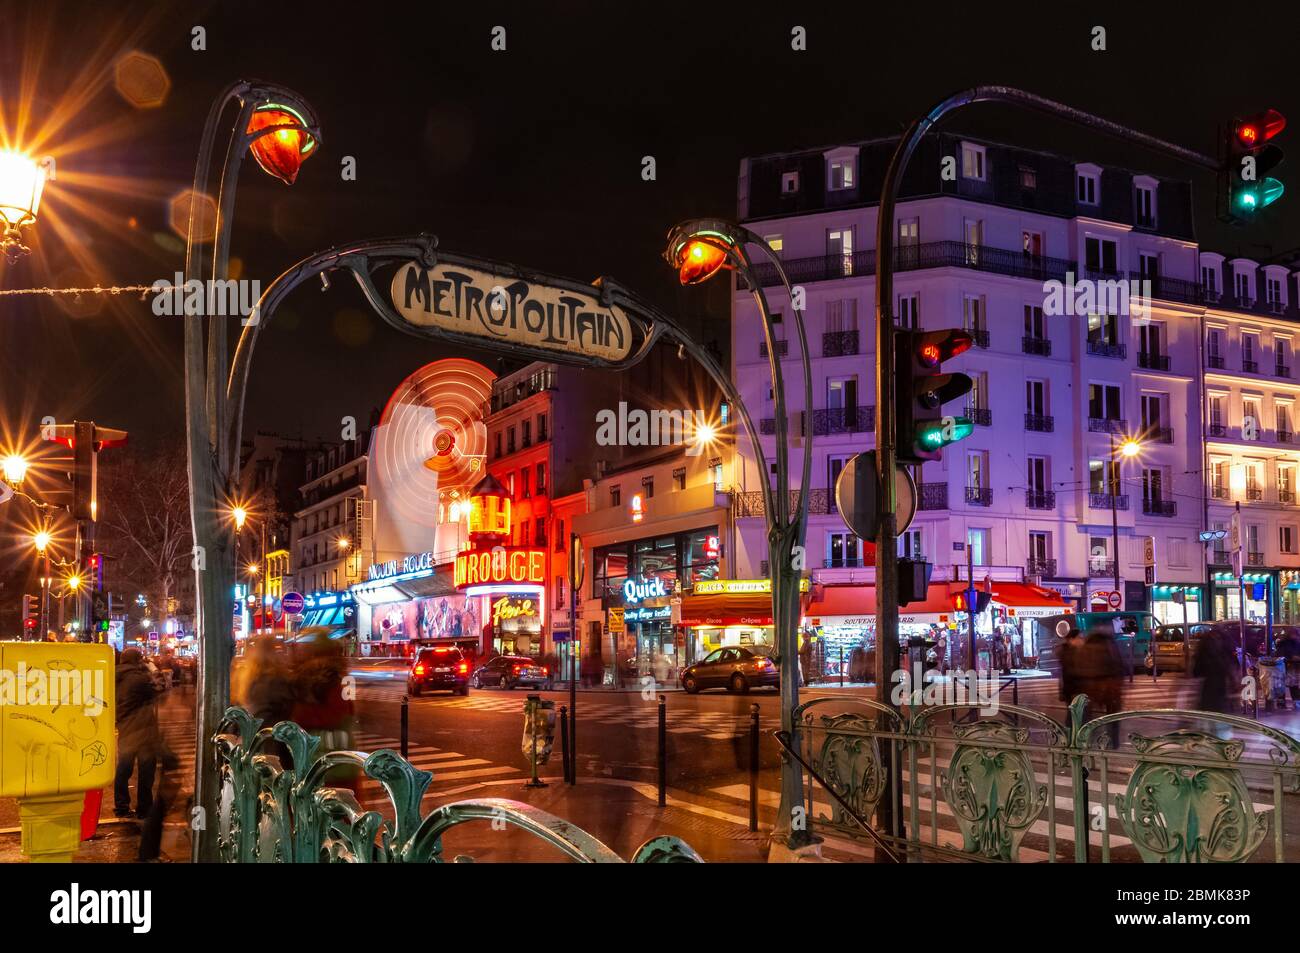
[1277,628,1300,710]
[1078,625,1126,747]
[244,638,294,726]
[290,634,358,790]
[1058,627,1084,706]
[1194,626,1237,732]
[798,638,813,687]
[114,648,162,819]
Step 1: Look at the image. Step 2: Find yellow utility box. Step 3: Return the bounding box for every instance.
[0,642,115,861]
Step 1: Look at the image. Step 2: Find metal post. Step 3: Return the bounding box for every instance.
[1110,435,1121,601]
[400,694,409,760]
[967,542,977,674]
[839,647,844,688]
[568,531,578,787]
[657,694,666,807]
[40,551,50,639]
[748,703,760,832]
[559,705,570,784]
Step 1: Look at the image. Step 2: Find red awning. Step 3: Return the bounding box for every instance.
[987,582,1068,618]
[678,591,774,627]
[806,583,960,625]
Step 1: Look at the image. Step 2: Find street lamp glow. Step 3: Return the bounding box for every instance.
[1120,439,1141,458]
[246,562,261,576]
[1,453,29,484]
[66,575,81,591]
[0,150,46,229]
[336,537,351,551]
[246,104,318,185]
[231,505,248,530]
[32,530,51,554]
[693,421,718,448]
[674,238,730,285]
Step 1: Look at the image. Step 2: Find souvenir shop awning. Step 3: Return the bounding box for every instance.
[678,590,774,627]
[987,582,1069,618]
[806,583,960,626]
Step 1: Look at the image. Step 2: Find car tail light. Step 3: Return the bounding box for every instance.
[513,665,523,674]
[457,662,468,674]
[414,664,425,675]
[540,666,548,676]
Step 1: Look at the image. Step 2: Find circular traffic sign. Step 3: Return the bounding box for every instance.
[835,451,916,540]
[1107,591,1122,610]
[281,591,305,615]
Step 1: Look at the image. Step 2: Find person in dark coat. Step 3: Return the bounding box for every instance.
[1194,627,1236,717]
[114,648,161,818]
[1276,628,1300,710]
[1058,628,1085,705]
[1078,626,1126,746]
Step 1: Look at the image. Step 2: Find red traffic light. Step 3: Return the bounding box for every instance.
[916,329,973,367]
[1236,109,1287,148]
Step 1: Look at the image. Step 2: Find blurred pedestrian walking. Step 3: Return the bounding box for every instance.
[114,648,161,818]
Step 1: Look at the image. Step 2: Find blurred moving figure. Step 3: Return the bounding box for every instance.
[1194,626,1238,732]
[1278,627,1300,710]
[1058,627,1085,705]
[290,633,358,789]
[243,637,295,725]
[114,648,161,819]
[1078,625,1125,747]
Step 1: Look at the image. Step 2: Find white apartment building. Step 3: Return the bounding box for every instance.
[729,132,1300,637]
[290,434,369,596]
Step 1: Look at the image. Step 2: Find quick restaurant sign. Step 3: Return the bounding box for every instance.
[391,261,635,363]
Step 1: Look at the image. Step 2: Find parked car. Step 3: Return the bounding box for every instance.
[408,646,470,696]
[1146,623,1213,672]
[471,655,553,690]
[680,646,779,694]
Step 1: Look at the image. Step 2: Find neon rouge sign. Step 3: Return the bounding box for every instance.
[455,547,546,589]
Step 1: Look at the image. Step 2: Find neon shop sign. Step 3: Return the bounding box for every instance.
[623,576,668,604]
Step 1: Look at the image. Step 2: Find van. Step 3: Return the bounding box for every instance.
[1033,611,1157,675]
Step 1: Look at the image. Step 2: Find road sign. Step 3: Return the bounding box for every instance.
[281,591,305,615]
[835,451,916,540]
[1142,537,1155,567]
[1144,566,1155,585]
[607,607,624,634]
[1107,591,1122,610]
[148,630,159,641]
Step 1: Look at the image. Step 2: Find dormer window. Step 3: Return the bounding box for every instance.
[1018,166,1037,190]
[1234,268,1255,305]
[961,142,986,181]
[828,158,854,191]
[1134,176,1157,227]
[781,171,800,194]
[1076,164,1101,206]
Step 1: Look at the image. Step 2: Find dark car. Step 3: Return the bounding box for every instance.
[408,646,470,696]
[680,646,779,694]
[471,655,552,690]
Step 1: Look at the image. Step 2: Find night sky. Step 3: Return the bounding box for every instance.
[2,0,1298,453]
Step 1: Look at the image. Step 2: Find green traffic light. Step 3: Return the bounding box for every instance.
[1235,178,1285,214]
[916,416,974,450]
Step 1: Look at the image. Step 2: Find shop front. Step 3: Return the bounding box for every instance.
[803,583,958,682]
[1282,571,1300,624]
[1211,570,1274,623]
[1149,584,1204,626]
[676,578,802,666]
[984,581,1070,668]
[352,553,482,658]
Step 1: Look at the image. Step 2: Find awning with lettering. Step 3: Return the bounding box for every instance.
[806,583,959,627]
[678,590,775,627]
[988,582,1069,618]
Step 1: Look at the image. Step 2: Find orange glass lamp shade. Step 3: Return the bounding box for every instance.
[0,150,46,229]
[676,237,730,285]
[246,104,317,185]
[467,474,512,541]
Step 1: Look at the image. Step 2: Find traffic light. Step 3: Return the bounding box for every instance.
[87,552,103,591]
[21,594,36,632]
[895,328,975,464]
[898,558,933,606]
[953,590,992,614]
[71,419,97,522]
[1226,109,1286,220]
[91,590,109,634]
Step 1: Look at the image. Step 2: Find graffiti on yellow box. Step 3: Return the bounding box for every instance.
[0,643,115,798]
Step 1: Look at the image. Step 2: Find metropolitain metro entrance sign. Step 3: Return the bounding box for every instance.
[392,260,639,364]
[455,547,546,589]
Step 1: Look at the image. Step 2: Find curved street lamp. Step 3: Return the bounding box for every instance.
[665,217,815,851]
[0,149,50,262]
[1,452,29,485]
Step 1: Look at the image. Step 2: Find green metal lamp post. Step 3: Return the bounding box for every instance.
[664,220,815,850]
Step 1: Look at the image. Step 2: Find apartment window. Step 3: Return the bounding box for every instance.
[1282,526,1298,555]
[960,142,986,181]
[826,298,858,333]
[898,529,924,560]
[506,427,516,454]
[1280,464,1296,502]
[1027,456,1049,493]
[1235,269,1254,303]
[522,420,532,447]
[828,455,851,496]
[506,472,516,496]
[1139,252,1160,280]
[492,433,502,459]
[1207,328,1224,362]
[1077,169,1099,205]
[673,467,686,491]
[967,528,991,566]
[1246,463,1262,500]
[1277,338,1292,374]
[610,485,620,507]
[828,157,855,191]
[827,376,857,413]
[520,468,531,498]
[1089,460,1119,494]
[1138,322,1164,358]
[555,518,565,551]
[1209,394,1226,430]
[1088,383,1122,420]
[1024,305,1046,340]
[537,413,548,441]
[1135,184,1156,225]
[827,227,854,275]
[1087,311,1119,346]
[763,234,783,256]
[709,456,723,491]
[1277,403,1293,439]
[963,218,984,264]
[1026,379,1048,416]
[1243,397,1262,439]
[897,294,919,329]
[967,451,988,490]
[1168,538,1187,568]
[1267,275,1284,308]
[535,518,546,547]
[1019,166,1038,190]
[1142,467,1166,504]
[1028,531,1050,562]
[827,532,859,567]
[554,575,565,610]
[642,475,654,499]
[1201,265,1219,296]
[962,295,986,332]
[898,218,919,247]
[536,462,547,495]
[1140,393,1166,430]
[781,171,800,194]
[1248,523,1262,556]
[1243,334,1259,371]
[1084,236,1118,274]
[1022,231,1044,260]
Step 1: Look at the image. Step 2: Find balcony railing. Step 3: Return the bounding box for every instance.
[811,406,874,436]
[1088,559,1117,578]
[1150,426,1174,444]
[824,557,867,568]
[732,488,833,518]
[917,482,948,510]
[1248,551,1266,566]
[965,486,993,506]
[822,330,860,357]
[1089,492,1129,510]
[1086,340,1127,359]
[1022,335,1051,356]
[1210,549,1229,566]
[966,406,993,427]
[759,340,789,359]
[967,327,990,349]
[1208,423,1229,437]
[1244,359,1260,373]
[1025,413,1054,432]
[1281,488,1296,504]
[1025,557,1057,577]
[1247,486,1263,501]
[1142,498,1177,517]
[1279,430,1293,444]
[1088,417,1126,434]
[1208,354,1226,369]
[1137,351,1171,371]
[1212,484,1229,500]
[1025,490,1056,510]
[485,367,558,416]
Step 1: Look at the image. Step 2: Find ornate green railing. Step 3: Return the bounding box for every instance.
[791,693,1300,863]
[212,707,703,863]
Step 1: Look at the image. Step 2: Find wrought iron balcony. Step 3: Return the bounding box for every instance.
[965,486,993,506]
[1089,492,1129,510]
[1025,413,1054,432]
[1208,423,1229,437]
[1022,335,1051,356]
[759,340,789,359]
[822,330,860,357]
[1086,340,1126,359]
[811,405,874,435]
[1088,559,1116,578]
[1212,484,1229,500]
[1210,549,1229,566]
[1248,551,1265,566]
[967,327,990,349]
[1025,490,1056,510]
[1025,557,1057,577]
[1280,431,1293,444]
[824,557,866,568]
[1150,426,1174,444]
[1142,498,1177,517]
[732,488,831,518]
[1281,488,1296,504]
[1244,359,1259,373]
[1088,417,1126,434]
[1247,486,1263,501]
[1208,355,1226,369]
[966,406,992,426]
[917,482,948,510]
[1279,364,1292,379]
[1137,351,1171,371]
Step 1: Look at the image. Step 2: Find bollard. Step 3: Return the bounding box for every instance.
[1012,677,1019,708]
[657,695,667,807]
[400,694,409,761]
[748,703,760,832]
[840,647,844,688]
[559,705,571,783]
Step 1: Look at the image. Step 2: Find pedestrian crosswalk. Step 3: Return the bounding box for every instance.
[351,731,523,801]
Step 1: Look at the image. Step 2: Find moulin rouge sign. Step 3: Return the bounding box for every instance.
[391,261,636,363]
[455,547,546,589]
